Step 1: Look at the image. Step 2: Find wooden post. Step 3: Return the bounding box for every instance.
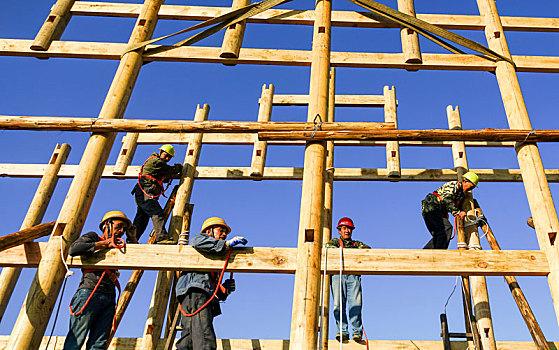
[289,0,331,348]
[219,0,250,63]
[0,143,70,322]
[476,206,550,350]
[114,133,139,175]
[447,106,468,178]
[141,104,208,350]
[396,0,422,66]
[440,313,451,350]
[384,85,400,180]
[476,0,559,327]
[7,2,164,348]
[31,0,75,51]
[0,222,56,252]
[320,68,335,350]
[250,84,274,179]
[448,106,497,350]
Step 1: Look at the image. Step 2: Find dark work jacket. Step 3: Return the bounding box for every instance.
[176,233,229,316]
[137,153,182,196]
[69,232,117,295]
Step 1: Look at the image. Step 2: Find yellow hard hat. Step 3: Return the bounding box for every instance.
[159,144,175,157]
[201,217,231,234]
[462,171,479,187]
[99,210,132,231]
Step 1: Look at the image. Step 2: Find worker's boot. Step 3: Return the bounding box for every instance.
[335,334,349,342]
[353,334,363,342]
[527,217,535,229]
[155,234,177,245]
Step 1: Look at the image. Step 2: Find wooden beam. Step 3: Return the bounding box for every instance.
[6,1,164,348]
[250,85,274,178]
[219,0,250,61]
[0,243,550,276]
[1,336,559,350]
[31,0,75,51]
[0,143,70,322]
[113,133,139,175]
[3,39,559,73]
[3,164,559,182]
[258,129,559,142]
[384,85,400,179]
[70,2,559,32]
[0,222,55,252]
[397,0,422,64]
[272,94,385,107]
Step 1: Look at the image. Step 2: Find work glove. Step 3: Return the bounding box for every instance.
[226,236,248,247]
[222,279,236,294]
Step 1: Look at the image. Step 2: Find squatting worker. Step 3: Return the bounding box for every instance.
[63,211,135,350]
[421,171,478,249]
[175,217,248,350]
[131,144,182,244]
[325,217,370,343]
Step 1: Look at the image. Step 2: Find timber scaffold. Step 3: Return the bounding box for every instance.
[0,0,559,349]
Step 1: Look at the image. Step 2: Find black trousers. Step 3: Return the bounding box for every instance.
[422,210,453,249]
[176,289,217,350]
[132,184,167,242]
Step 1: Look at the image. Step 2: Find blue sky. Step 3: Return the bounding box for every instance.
[1,0,559,344]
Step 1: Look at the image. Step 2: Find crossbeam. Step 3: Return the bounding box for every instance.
[2,39,559,73]
[272,94,387,107]
[70,2,559,32]
[0,243,548,276]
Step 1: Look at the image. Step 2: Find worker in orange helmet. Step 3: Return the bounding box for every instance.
[325,217,370,343]
[63,211,135,350]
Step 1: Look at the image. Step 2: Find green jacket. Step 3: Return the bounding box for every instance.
[422,180,465,216]
[325,237,370,249]
[139,153,182,195]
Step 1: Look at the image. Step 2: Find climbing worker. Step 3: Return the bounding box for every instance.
[421,171,479,249]
[63,210,134,350]
[130,144,182,244]
[325,217,370,343]
[175,217,248,350]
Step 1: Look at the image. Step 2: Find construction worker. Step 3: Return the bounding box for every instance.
[63,211,134,350]
[326,217,370,343]
[421,171,479,249]
[131,144,182,243]
[175,217,248,350]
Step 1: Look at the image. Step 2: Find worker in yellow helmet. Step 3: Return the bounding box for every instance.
[421,172,478,249]
[63,211,135,350]
[131,145,182,244]
[175,217,247,350]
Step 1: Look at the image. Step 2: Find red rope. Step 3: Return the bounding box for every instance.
[179,248,233,317]
[69,271,107,316]
[452,215,458,240]
[363,326,369,350]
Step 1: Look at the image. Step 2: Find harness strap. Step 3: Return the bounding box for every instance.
[137,155,167,199]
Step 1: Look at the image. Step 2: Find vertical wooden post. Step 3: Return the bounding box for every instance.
[141,104,208,350]
[250,84,274,179]
[476,0,559,326]
[0,143,70,322]
[113,133,139,175]
[289,0,331,348]
[320,68,335,350]
[447,106,468,178]
[31,0,75,51]
[220,0,250,63]
[396,0,422,65]
[7,2,164,348]
[448,106,497,350]
[384,85,400,180]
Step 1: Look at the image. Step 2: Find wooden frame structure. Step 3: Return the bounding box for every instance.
[1,0,559,349]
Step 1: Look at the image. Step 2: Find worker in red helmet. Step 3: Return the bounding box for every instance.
[325,217,370,343]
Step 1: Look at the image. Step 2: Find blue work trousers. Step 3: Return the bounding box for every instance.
[63,288,115,350]
[330,274,363,337]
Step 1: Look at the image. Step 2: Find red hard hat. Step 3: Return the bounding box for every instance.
[336,217,355,230]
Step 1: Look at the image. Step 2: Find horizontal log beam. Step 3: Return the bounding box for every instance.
[2,164,559,182]
[1,336,558,350]
[71,2,559,32]
[272,94,387,107]
[137,132,516,147]
[2,39,559,73]
[0,116,393,133]
[0,222,55,252]
[258,129,559,142]
[0,243,549,276]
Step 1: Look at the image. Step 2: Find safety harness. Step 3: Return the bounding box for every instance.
[137,155,171,199]
[432,181,464,220]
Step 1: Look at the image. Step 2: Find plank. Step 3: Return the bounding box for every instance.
[272,94,386,107]
[0,243,549,276]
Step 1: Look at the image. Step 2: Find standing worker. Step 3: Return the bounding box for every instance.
[175,217,248,350]
[63,211,135,350]
[131,144,182,243]
[421,171,478,249]
[326,217,370,342]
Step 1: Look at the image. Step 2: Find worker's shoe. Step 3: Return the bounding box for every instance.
[353,334,364,343]
[527,217,535,229]
[335,334,349,342]
[155,236,177,245]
